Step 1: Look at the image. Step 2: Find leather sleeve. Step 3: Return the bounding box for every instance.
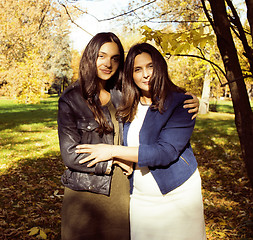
[57,96,110,175]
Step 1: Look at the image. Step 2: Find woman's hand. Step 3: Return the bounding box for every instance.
[114,159,133,176]
[76,144,114,167]
[184,92,199,120]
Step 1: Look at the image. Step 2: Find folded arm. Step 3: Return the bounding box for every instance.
[77,96,195,169]
[58,98,111,175]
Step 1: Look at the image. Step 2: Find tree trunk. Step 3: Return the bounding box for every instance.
[199,65,211,114]
[207,0,253,188]
[245,0,253,40]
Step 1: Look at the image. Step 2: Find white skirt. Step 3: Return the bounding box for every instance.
[130,169,206,240]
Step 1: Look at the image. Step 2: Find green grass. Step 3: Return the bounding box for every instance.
[209,99,253,114]
[0,97,252,239]
[0,95,59,170]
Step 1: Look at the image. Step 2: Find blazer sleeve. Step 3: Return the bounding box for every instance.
[58,97,110,175]
[138,95,195,168]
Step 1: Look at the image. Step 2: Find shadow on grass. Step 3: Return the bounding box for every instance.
[209,103,234,114]
[1,98,253,239]
[192,115,253,239]
[0,96,58,131]
[0,153,65,240]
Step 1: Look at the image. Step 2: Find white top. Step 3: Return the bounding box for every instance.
[127,102,162,196]
[127,104,206,240]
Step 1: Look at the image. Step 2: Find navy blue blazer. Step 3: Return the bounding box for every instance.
[123,92,198,195]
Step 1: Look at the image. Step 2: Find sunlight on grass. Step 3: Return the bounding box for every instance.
[0,97,252,239]
[0,96,59,172]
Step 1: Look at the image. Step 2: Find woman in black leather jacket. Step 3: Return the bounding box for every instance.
[58,32,199,240]
[58,32,132,240]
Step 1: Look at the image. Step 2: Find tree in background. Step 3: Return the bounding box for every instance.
[122,0,253,188]
[63,0,253,188]
[70,50,81,83]
[200,0,253,188]
[46,13,73,95]
[0,0,77,103]
[113,0,227,113]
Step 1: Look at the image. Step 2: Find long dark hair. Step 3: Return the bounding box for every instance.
[118,42,184,122]
[79,32,124,135]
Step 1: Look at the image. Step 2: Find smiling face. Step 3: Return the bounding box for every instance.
[133,52,153,97]
[96,41,120,81]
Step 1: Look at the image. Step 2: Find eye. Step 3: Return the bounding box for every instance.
[148,64,153,69]
[112,56,120,62]
[98,53,105,58]
[134,67,141,72]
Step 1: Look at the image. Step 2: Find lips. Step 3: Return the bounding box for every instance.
[100,68,112,74]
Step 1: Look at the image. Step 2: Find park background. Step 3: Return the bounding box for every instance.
[0,0,253,239]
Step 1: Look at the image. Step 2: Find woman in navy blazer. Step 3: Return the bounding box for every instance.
[77,43,206,239]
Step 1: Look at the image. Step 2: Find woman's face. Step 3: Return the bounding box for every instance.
[96,41,120,81]
[133,52,153,96]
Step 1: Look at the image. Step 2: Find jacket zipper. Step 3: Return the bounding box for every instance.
[180,156,189,165]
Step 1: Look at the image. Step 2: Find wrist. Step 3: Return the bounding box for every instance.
[110,145,115,159]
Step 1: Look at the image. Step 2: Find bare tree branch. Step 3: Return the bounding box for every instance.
[142,19,209,23]
[71,0,157,22]
[168,52,252,87]
[70,5,100,21]
[197,46,224,86]
[58,1,93,36]
[201,0,215,29]
[166,52,227,82]
[96,0,157,22]
[226,0,253,72]
[39,3,51,30]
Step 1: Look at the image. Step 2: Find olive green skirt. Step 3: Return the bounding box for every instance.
[61,166,130,240]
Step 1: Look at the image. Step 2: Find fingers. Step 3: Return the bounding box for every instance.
[185,92,198,100]
[187,107,198,120]
[184,92,193,97]
[184,98,194,104]
[79,154,95,164]
[76,144,94,154]
[76,144,92,149]
[187,107,198,113]
[76,143,112,166]
[184,97,198,105]
[183,103,195,109]
[191,113,197,120]
[183,94,199,117]
[76,148,91,154]
[79,158,97,167]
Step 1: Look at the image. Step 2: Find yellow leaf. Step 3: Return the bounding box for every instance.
[200,38,207,49]
[39,229,47,239]
[219,220,227,226]
[141,25,152,32]
[29,227,39,236]
[217,231,227,237]
[199,25,204,35]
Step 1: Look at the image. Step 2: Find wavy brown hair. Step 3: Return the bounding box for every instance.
[79,32,124,135]
[117,43,185,122]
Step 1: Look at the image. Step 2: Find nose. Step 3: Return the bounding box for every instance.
[104,57,112,68]
[143,68,150,79]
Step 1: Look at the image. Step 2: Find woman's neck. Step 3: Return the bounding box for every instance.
[99,88,111,106]
[140,96,152,105]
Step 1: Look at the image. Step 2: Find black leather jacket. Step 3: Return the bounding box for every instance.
[58,82,123,196]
